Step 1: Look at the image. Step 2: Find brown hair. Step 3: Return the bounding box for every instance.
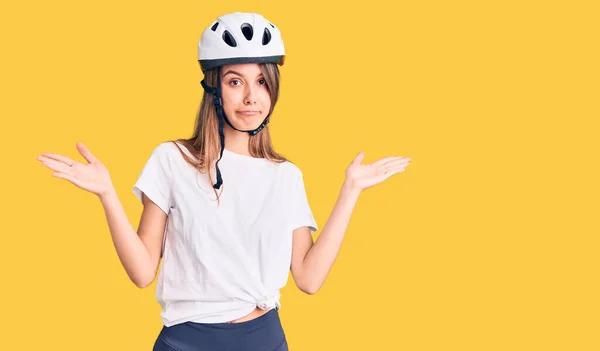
[168,62,288,204]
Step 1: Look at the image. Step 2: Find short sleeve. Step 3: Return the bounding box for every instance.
[132,143,173,215]
[290,171,318,233]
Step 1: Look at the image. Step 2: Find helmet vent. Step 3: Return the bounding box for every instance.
[222,30,237,47]
[211,22,219,31]
[269,23,275,28]
[241,23,253,41]
[262,28,271,45]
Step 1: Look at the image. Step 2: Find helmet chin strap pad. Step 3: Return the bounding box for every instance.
[200,68,270,190]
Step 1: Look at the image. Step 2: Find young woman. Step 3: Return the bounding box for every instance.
[36,12,411,351]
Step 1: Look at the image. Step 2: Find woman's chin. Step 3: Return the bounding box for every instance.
[230,116,265,131]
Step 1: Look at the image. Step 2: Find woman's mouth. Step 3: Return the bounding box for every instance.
[236,110,260,116]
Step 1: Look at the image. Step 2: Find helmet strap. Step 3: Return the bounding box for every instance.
[200,68,270,189]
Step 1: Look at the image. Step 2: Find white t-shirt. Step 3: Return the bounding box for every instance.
[132,141,318,327]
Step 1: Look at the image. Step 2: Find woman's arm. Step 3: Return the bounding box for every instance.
[290,181,360,294]
[100,190,166,288]
[291,152,411,294]
[37,142,165,289]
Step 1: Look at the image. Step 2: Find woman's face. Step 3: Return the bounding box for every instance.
[220,63,271,131]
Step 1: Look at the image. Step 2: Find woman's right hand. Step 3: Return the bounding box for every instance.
[37,142,114,197]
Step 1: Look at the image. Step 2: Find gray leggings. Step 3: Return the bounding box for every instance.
[152,308,288,351]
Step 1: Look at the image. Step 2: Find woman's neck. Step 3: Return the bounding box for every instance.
[223,126,251,156]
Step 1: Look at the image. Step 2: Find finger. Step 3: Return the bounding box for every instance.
[383,166,407,177]
[369,156,408,168]
[381,159,411,171]
[351,151,365,166]
[76,142,97,164]
[38,156,74,174]
[52,172,78,185]
[40,152,77,167]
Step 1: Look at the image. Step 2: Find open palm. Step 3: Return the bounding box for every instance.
[36,142,113,197]
[345,152,411,191]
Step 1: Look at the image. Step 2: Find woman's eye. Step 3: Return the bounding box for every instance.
[230,79,241,86]
[259,79,266,85]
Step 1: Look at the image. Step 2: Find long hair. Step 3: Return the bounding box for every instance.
[169,62,288,204]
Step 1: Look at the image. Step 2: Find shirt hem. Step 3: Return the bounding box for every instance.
[161,303,264,327]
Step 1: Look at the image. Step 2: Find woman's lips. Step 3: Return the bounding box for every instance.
[236,111,260,116]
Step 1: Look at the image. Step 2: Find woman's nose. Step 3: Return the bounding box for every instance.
[244,86,257,104]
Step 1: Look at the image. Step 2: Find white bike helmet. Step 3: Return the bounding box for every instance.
[198,12,285,72]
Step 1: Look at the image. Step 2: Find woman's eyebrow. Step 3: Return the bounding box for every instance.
[222,70,264,79]
[222,70,242,78]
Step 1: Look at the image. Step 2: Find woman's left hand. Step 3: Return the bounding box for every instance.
[344,152,411,192]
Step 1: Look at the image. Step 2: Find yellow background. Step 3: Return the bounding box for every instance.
[1,0,598,350]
